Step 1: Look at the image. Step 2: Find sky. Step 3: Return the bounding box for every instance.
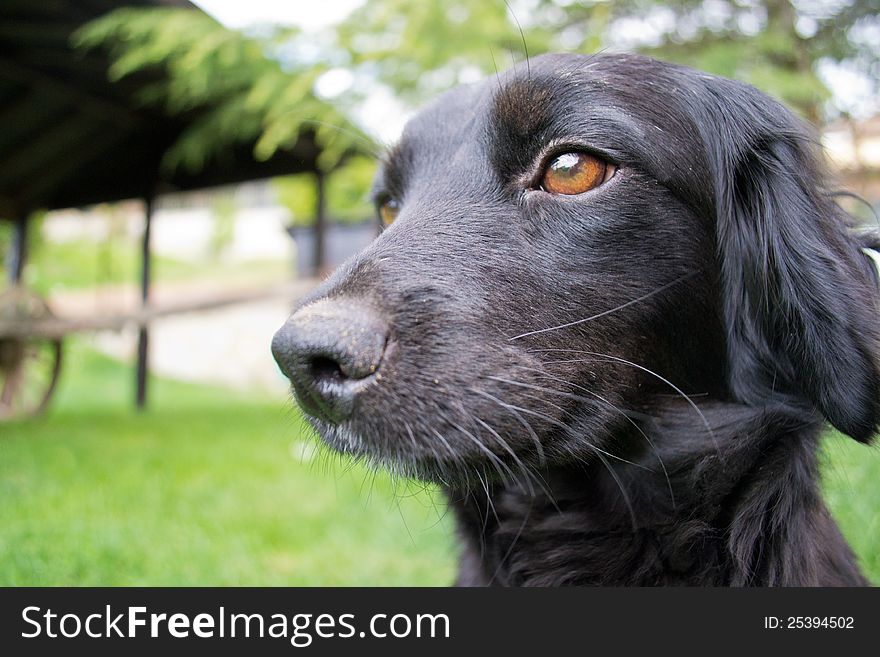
[192,0,364,31]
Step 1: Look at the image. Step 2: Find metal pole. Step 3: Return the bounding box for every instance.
[135,196,153,410]
[313,170,326,277]
[6,216,27,284]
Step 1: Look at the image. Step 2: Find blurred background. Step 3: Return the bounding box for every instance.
[0,0,877,585]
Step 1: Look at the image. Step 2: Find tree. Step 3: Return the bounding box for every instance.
[337,0,880,125]
[273,156,378,227]
[73,1,879,274]
[75,7,378,273]
[76,7,373,173]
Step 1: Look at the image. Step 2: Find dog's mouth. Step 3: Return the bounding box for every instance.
[303,418,455,482]
[271,284,632,486]
[289,357,621,489]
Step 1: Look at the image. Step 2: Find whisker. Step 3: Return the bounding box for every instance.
[477,469,501,526]
[474,415,560,509]
[423,487,453,531]
[403,421,420,453]
[529,349,721,460]
[589,449,638,531]
[509,273,695,341]
[469,389,561,513]
[512,365,676,509]
[494,371,653,421]
[470,387,546,465]
[391,480,417,547]
[429,426,458,461]
[483,377,653,471]
[489,47,503,94]
[503,0,530,80]
[473,416,537,497]
[438,421,514,484]
[488,497,534,587]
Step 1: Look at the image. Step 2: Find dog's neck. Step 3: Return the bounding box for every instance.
[447,401,866,586]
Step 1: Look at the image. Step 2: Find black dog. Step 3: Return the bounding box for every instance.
[272,53,880,586]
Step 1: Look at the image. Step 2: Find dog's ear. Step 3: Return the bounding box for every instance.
[702,81,880,442]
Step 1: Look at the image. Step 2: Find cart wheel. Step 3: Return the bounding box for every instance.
[0,288,64,420]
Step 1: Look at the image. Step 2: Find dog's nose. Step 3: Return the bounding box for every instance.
[272,299,389,424]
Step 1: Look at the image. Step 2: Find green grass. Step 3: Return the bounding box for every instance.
[821,436,880,581]
[0,343,455,585]
[0,342,878,585]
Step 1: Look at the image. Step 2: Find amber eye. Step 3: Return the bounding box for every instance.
[378,198,400,226]
[540,151,612,195]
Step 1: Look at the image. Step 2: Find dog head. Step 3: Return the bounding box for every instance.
[272,53,880,485]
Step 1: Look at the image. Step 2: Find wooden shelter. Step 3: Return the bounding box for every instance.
[0,0,338,409]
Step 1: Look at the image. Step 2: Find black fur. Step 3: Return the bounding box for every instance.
[274,53,880,586]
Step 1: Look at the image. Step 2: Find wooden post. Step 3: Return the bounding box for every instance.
[313,170,326,276]
[135,196,153,410]
[6,216,27,284]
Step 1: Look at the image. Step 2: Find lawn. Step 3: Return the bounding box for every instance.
[0,343,877,585]
[0,343,456,585]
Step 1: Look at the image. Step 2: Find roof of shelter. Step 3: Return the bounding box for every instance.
[0,0,329,218]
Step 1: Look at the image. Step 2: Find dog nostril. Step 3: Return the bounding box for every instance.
[309,355,346,383]
[272,299,390,424]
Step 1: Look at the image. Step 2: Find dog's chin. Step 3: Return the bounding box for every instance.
[303,415,498,487]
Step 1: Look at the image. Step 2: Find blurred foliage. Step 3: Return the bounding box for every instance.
[72,1,879,230]
[208,192,237,259]
[74,8,374,174]
[3,231,287,297]
[2,207,138,294]
[0,212,46,289]
[336,1,557,103]
[0,222,10,270]
[94,205,128,287]
[339,0,880,124]
[273,156,377,226]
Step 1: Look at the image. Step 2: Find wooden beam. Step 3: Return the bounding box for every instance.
[135,196,154,410]
[313,170,326,276]
[5,216,27,284]
[0,280,318,340]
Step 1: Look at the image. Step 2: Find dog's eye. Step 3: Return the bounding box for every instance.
[378,199,400,226]
[540,151,613,195]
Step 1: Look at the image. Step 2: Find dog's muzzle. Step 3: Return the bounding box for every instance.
[272,299,390,424]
